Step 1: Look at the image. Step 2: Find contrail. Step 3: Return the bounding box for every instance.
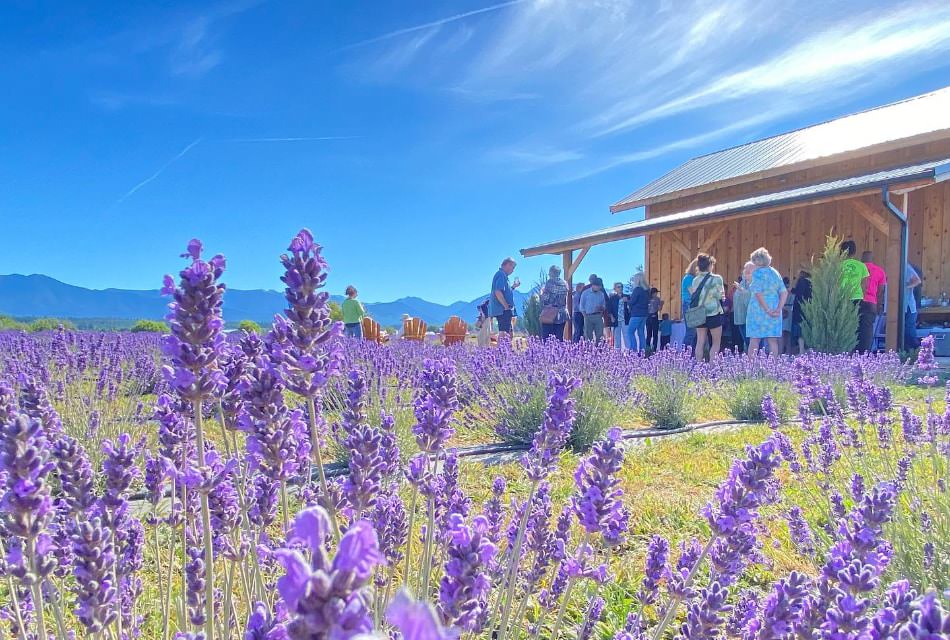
[223,136,359,142]
[338,0,527,51]
[110,137,203,210]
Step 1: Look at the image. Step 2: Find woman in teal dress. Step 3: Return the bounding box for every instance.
[746,247,788,355]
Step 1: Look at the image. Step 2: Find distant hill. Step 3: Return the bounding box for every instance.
[0,274,531,328]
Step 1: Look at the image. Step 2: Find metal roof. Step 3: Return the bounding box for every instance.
[523,159,949,257]
[611,86,950,212]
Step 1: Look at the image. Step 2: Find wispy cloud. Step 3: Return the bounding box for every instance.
[110,138,203,211]
[345,0,950,181]
[337,0,529,52]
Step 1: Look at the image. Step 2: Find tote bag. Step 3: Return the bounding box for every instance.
[685,273,711,329]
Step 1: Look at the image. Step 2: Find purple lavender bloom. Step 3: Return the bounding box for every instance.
[161,239,228,403]
[479,477,507,547]
[745,571,809,640]
[726,589,759,638]
[338,371,386,517]
[387,589,459,640]
[186,528,208,626]
[870,580,917,639]
[762,394,780,428]
[675,581,732,640]
[245,601,288,640]
[275,506,384,639]
[101,433,143,509]
[578,596,605,640]
[914,335,939,386]
[702,437,782,538]
[639,535,670,606]
[274,229,343,399]
[785,506,816,556]
[851,473,866,503]
[241,353,311,482]
[438,514,497,632]
[70,515,118,633]
[51,434,96,515]
[896,591,950,639]
[1,412,56,583]
[572,427,628,543]
[371,490,408,578]
[521,373,581,481]
[668,538,703,601]
[412,359,460,454]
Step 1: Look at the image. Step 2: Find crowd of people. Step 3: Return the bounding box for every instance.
[484,242,923,358]
[341,244,924,355]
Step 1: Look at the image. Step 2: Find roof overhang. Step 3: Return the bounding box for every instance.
[609,129,950,213]
[522,160,949,258]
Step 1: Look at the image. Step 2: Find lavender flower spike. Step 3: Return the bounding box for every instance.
[438,514,497,632]
[521,373,581,481]
[572,427,629,543]
[387,589,459,640]
[412,358,460,454]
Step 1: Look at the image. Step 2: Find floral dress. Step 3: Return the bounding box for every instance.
[746,266,787,338]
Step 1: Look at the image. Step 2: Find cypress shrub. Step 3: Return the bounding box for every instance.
[801,235,858,353]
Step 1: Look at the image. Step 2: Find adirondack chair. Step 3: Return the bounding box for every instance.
[361,316,385,344]
[403,317,427,341]
[442,316,467,346]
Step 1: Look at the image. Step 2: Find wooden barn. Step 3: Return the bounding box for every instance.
[521,87,950,350]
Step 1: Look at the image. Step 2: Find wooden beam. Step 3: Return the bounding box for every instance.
[850,200,890,237]
[699,222,728,252]
[667,231,693,261]
[566,246,590,280]
[523,181,935,257]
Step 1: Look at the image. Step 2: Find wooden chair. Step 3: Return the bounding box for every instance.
[361,316,384,344]
[442,316,467,346]
[403,317,427,341]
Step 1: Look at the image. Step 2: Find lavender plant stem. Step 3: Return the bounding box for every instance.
[497,480,540,640]
[402,486,419,587]
[280,480,291,532]
[28,535,50,640]
[163,534,176,640]
[194,402,216,640]
[651,535,715,640]
[549,531,592,640]
[306,396,338,540]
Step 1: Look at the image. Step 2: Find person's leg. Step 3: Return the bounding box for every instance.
[685,326,697,352]
[583,316,593,341]
[594,316,605,342]
[541,323,552,340]
[904,311,918,350]
[694,326,708,360]
[710,325,722,358]
[354,322,363,339]
[614,325,623,348]
[660,335,670,350]
[858,301,874,352]
[496,311,513,335]
[625,318,636,351]
[635,318,647,351]
[734,324,745,354]
[767,337,780,355]
[645,316,655,350]
[573,312,585,343]
[748,337,760,355]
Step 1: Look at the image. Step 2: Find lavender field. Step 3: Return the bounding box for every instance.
[1,229,948,640]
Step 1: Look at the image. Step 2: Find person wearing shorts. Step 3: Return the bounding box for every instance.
[687,253,725,360]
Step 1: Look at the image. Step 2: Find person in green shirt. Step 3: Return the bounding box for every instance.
[840,240,870,301]
[839,240,869,351]
[342,285,367,338]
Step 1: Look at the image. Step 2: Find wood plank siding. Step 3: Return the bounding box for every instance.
[643,181,950,350]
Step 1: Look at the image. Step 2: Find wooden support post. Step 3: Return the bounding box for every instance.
[884,200,902,351]
[563,250,573,341]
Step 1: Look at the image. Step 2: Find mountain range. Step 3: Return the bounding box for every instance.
[0,274,531,327]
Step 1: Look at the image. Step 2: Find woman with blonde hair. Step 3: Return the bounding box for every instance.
[625,271,650,352]
[746,247,788,355]
[687,253,725,360]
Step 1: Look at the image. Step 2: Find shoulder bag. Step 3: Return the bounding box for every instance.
[685,273,712,329]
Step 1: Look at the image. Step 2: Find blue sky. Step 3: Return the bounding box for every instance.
[2,0,950,305]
